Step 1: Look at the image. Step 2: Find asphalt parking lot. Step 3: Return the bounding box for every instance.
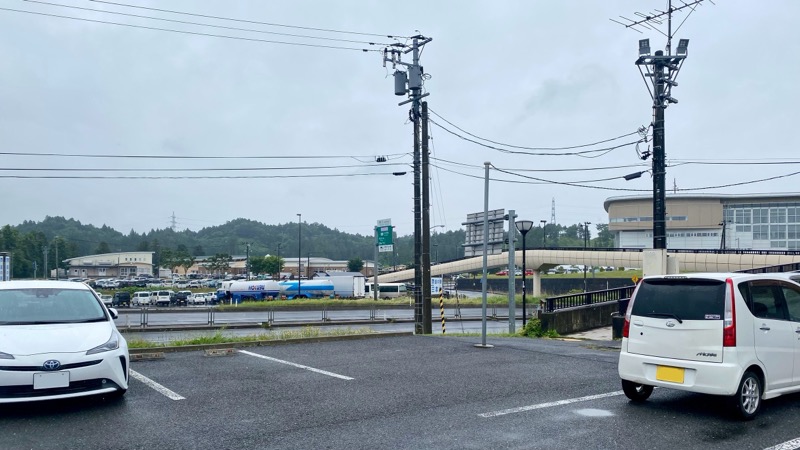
[3,335,800,450]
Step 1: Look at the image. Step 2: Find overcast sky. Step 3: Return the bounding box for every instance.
[1,0,797,238]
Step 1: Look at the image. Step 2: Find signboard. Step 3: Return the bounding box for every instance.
[431,277,443,295]
[0,253,9,281]
[376,219,394,253]
[462,209,506,257]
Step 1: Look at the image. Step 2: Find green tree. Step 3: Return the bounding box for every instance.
[593,223,614,248]
[205,253,232,276]
[264,255,284,278]
[95,241,111,254]
[347,257,364,273]
[249,255,268,276]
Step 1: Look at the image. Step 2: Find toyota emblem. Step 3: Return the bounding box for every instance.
[42,360,61,371]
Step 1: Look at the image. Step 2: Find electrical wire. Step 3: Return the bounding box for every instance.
[23,0,396,47]
[88,0,409,39]
[0,172,404,180]
[0,150,408,160]
[429,119,641,157]
[0,162,407,172]
[428,108,640,151]
[0,7,381,53]
[677,170,800,192]
[669,160,800,166]
[432,157,649,172]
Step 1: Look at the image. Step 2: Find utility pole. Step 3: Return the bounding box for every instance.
[246,243,251,281]
[43,246,48,280]
[421,101,432,334]
[615,0,703,249]
[384,34,432,334]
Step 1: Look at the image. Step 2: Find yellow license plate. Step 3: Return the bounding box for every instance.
[656,365,685,384]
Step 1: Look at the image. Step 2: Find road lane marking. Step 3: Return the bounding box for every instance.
[129,370,186,400]
[238,350,353,380]
[765,438,800,450]
[479,390,624,418]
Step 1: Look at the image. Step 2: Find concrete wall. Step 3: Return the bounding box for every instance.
[539,301,620,335]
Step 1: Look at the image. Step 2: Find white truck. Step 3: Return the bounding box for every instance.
[316,272,366,298]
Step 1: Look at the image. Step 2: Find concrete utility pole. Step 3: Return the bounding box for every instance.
[616,0,701,249]
[246,243,250,281]
[421,101,432,334]
[384,34,432,334]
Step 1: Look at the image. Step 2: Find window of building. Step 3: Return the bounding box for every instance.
[771,208,787,224]
[753,208,769,224]
[789,207,798,224]
[736,225,752,232]
[734,209,751,224]
[667,216,687,221]
[771,241,787,249]
[753,225,769,240]
[788,225,799,240]
[771,225,787,240]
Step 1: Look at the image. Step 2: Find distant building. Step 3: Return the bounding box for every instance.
[63,252,154,278]
[182,256,377,278]
[605,193,800,250]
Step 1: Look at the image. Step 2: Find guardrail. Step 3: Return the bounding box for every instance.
[544,285,635,313]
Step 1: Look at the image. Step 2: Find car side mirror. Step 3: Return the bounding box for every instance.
[108,308,119,320]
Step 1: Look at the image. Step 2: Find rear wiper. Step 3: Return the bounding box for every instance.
[644,312,683,323]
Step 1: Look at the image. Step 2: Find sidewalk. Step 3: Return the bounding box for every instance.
[564,325,614,341]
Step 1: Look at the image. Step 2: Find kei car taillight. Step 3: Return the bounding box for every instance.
[622,280,642,339]
[723,278,736,347]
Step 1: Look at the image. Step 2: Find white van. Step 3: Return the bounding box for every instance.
[618,273,800,420]
[365,282,407,299]
[132,291,153,307]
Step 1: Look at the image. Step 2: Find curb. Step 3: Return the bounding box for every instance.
[128,331,414,355]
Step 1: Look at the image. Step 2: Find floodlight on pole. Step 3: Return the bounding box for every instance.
[638,38,651,56]
[676,39,689,56]
[515,220,534,327]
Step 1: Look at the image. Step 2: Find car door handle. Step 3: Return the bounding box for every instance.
[760,325,771,331]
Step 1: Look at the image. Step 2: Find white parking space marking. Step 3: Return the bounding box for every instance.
[765,438,800,450]
[479,390,624,418]
[130,370,186,400]
[238,350,354,380]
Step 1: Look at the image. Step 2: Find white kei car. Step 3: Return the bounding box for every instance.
[0,280,129,403]
[619,272,800,420]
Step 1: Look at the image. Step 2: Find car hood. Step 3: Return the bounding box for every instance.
[0,322,114,356]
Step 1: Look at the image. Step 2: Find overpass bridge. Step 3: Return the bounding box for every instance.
[376,248,800,296]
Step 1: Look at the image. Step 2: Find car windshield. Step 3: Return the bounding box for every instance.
[0,288,107,325]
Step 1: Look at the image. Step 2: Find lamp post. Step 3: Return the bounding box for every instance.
[583,221,591,292]
[297,213,301,298]
[515,220,534,327]
[540,220,547,248]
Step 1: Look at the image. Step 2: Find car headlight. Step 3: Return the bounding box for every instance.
[0,351,14,360]
[86,331,120,355]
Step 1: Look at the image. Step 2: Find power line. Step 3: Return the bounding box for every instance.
[0,162,407,172]
[24,0,396,47]
[88,0,409,39]
[0,172,404,180]
[428,108,641,151]
[0,7,380,53]
[0,150,407,160]
[431,156,649,172]
[429,119,641,157]
[677,170,800,192]
[669,160,800,166]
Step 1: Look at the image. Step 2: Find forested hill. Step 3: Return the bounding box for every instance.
[2,216,467,278]
[2,216,611,279]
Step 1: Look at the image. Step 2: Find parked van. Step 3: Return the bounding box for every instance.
[619,273,800,420]
[154,290,174,307]
[132,291,153,307]
[365,282,407,299]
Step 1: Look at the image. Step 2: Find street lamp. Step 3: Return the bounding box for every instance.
[515,219,534,327]
[297,213,301,298]
[540,220,547,248]
[583,222,591,292]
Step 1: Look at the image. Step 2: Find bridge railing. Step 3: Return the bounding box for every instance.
[544,285,635,313]
[736,262,800,274]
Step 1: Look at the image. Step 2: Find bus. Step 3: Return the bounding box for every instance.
[365,282,408,299]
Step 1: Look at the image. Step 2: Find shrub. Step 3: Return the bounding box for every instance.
[519,318,559,338]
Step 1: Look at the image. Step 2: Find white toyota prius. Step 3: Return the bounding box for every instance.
[0,280,129,403]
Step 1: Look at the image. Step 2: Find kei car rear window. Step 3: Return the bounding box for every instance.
[631,278,726,321]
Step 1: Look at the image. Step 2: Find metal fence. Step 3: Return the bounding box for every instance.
[736,262,800,274]
[543,285,635,313]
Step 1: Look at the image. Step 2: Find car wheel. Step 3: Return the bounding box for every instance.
[732,371,762,420]
[621,379,653,402]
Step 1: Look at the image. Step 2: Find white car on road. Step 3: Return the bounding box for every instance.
[0,280,129,403]
[619,272,800,420]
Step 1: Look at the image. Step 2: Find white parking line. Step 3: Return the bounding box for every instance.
[765,438,800,450]
[238,350,353,380]
[479,390,624,418]
[129,370,186,400]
